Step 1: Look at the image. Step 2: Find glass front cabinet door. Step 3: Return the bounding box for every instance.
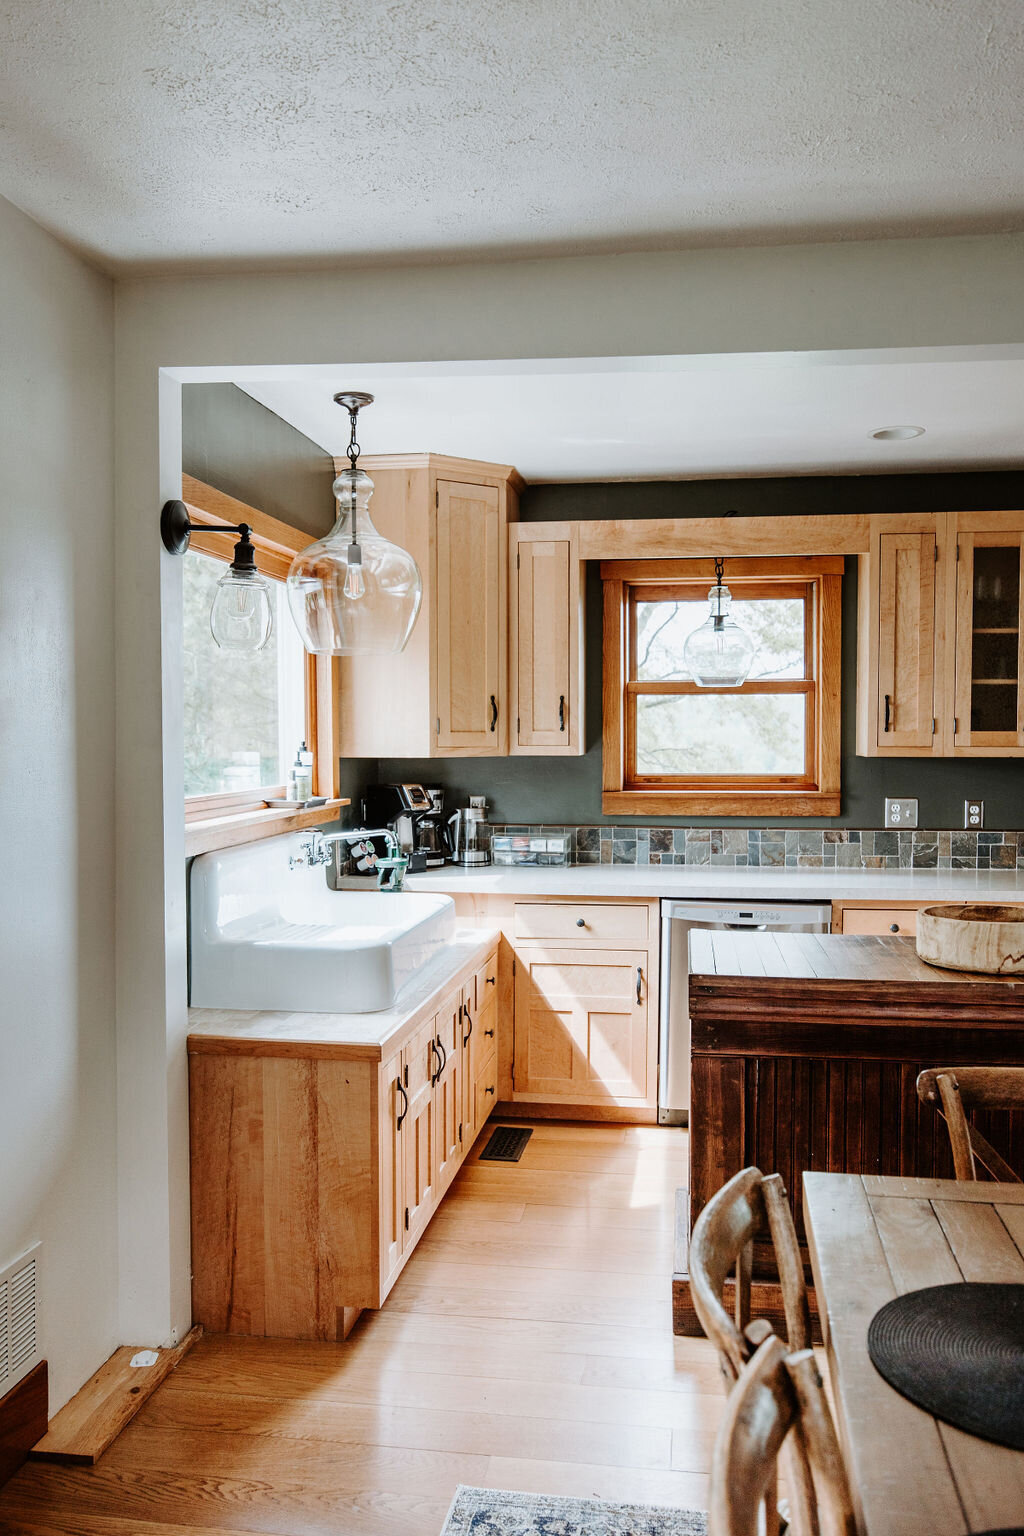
[954,524,1024,753]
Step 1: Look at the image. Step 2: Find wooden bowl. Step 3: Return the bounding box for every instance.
[916,904,1024,975]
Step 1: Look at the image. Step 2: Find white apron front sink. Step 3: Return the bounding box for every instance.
[189,834,456,1013]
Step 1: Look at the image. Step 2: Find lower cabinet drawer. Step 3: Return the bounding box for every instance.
[837,906,919,936]
[513,901,649,944]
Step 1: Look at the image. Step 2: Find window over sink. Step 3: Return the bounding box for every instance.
[601,556,842,816]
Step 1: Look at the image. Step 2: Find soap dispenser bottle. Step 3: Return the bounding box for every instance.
[291,743,313,802]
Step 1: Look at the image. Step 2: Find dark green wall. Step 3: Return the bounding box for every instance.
[182,383,336,541]
[379,471,1024,829]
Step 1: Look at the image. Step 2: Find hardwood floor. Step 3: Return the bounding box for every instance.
[0,1122,716,1536]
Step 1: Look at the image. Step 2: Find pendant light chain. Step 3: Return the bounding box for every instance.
[346,402,362,547]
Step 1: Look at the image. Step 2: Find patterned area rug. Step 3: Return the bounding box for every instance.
[440,1485,707,1535]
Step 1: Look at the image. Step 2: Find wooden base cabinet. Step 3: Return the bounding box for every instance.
[451,895,660,1120]
[189,945,499,1343]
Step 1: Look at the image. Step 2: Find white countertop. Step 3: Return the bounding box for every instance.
[399,864,1024,902]
[187,928,499,1057]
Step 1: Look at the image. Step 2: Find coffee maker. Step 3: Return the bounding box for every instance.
[412,787,452,869]
[359,783,451,872]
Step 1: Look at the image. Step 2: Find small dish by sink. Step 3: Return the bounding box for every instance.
[189,834,456,1013]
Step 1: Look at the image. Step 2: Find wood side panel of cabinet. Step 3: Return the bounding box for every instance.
[512,945,653,1107]
[510,526,585,755]
[435,481,506,754]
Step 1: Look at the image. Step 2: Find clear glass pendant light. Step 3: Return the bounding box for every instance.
[209,530,273,652]
[287,392,422,656]
[682,557,756,687]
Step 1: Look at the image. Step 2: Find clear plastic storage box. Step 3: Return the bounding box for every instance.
[491,833,573,866]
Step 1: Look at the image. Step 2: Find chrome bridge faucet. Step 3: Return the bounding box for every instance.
[290,826,401,872]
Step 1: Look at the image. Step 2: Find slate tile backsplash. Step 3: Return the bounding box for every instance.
[492,826,1024,869]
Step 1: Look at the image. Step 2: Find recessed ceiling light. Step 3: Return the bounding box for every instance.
[870,425,926,441]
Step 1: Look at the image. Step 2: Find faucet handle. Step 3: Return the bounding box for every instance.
[289,830,326,869]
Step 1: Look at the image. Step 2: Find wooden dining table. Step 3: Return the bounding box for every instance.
[803,1171,1024,1536]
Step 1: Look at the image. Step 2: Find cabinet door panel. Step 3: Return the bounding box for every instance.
[876,532,937,750]
[435,480,504,754]
[433,988,464,1193]
[379,1049,405,1292]
[403,1017,436,1246]
[475,1044,499,1135]
[954,532,1024,752]
[461,985,494,1146]
[513,947,651,1104]
[512,536,583,754]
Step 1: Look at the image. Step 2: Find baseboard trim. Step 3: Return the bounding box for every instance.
[495,1101,658,1124]
[30,1325,201,1466]
[0,1361,48,1490]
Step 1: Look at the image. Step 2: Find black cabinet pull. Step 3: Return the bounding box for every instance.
[429,1039,440,1084]
[884,693,892,731]
[486,974,496,986]
[489,695,498,731]
[395,1077,409,1128]
[636,966,643,1004]
[484,1027,495,1038]
[463,1004,473,1046]
[485,1085,495,1095]
[558,694,566,731]
[435,1035,447,1073]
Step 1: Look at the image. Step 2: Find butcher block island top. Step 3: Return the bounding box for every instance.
[687,928,1024,999]
[675,930,1024,1339]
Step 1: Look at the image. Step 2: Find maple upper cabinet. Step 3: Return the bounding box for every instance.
[857,510,1024,758]
[952,514,1024,754]
[857,514,949,756]
[509,524,586,756]
[337,454,522,758]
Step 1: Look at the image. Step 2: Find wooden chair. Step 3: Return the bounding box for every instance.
[689,1166,812,1385]
[709,1333,857,1536]
[916,1066,1024,1183]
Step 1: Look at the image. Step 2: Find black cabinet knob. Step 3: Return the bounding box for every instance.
[890,923,900,933]
[576,917,586,927]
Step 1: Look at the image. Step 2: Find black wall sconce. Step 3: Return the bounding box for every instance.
[161,499,273,652]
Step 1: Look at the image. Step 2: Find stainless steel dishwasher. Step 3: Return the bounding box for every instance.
[658,899,832,1125]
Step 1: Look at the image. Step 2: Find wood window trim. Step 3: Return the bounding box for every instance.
[601,556,842,817]
[181,475,343,824]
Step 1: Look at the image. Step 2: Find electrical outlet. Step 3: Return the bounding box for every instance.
[884,797,918,829]
[964,799,984,829]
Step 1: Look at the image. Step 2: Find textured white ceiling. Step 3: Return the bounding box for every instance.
[238,348,1024,480]
[1,0,1022,270]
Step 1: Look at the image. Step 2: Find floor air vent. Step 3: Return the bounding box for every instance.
[0,1242,42,1396]
[480,1126,533,1163]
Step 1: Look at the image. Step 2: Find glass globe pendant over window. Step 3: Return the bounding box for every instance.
[159,500,273,654]
[286,391,423,656]
[682,555,756,688]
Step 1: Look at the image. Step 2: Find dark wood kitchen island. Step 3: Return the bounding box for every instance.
[673,929,1024,1335]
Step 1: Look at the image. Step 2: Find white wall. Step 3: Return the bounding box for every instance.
[114,229,1024,1349]
[0,195,118,1411]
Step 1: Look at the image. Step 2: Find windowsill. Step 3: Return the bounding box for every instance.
[602,790,841,817]
[184,799,350,858]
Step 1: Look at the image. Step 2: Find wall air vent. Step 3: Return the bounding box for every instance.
[0,1242,42,1397]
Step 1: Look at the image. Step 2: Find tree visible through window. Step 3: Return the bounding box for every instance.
[183,550,306,797]
[601,557,842,816]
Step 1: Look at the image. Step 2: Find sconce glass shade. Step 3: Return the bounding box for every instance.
[209,565,273,652]
[287,466,422,655]
[682,580,756,687]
